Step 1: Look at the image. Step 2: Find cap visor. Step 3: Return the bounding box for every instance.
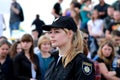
[42,25,52,31]
[42,24,63,31]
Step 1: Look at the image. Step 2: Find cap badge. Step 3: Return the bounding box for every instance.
[53,17,60,22]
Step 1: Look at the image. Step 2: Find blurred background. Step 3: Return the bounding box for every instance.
[0,0,117,39]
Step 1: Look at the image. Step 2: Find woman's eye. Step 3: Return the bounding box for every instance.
[54,30,60,33]
[48,31,52,34]
[48,30,60,34]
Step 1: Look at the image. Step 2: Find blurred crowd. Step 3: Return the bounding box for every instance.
[0,0,120,80]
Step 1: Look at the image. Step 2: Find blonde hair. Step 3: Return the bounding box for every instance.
[98,39,115,65]
[62,29,84,67]
[38,35,51,50]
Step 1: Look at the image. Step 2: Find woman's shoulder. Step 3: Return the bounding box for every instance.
[72,53,95,78]
[87,20,92,24]
[6,55,13,63]
[74,53,93,64]
[13,52,24,61]
[77,53,90,59]
[81,4,85,9]
[33,53,39,59]
[96,19,103,23]
[96,57,104,63]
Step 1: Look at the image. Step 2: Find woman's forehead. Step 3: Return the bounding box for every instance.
[50,28,63,30]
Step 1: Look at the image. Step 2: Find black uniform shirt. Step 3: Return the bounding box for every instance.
[45,52,95,80]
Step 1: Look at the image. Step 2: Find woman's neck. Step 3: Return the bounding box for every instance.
[41,51,51,58]
[24,49,29,54]
[58,42,71,56]
[93,17,98,21]
[100,2,105,6]
[0,56,6,64]
[24,50,30,59]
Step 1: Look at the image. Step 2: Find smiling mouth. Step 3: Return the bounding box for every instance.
[51,40,56,43]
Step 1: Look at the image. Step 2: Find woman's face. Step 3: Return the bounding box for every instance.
[112,36,120,47]
[40,42,51,53]
[113,11,120,21]
[102,44,112,57]
[92,10,99,19]
[71,10,76,18]
[70,3,74,10]
[16,43,22,54]
[86,0,91,5]
[21,41,32,51]
[0,44,9,57]
[48,28,70,48]
[107,7,114,17]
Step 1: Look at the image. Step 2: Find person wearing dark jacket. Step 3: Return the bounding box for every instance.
[42,16,95,80]
[52,0,63,19]
[9,0,24,36]
[13,34,41,80]
[0,40,14,80]
[31,14,45,37]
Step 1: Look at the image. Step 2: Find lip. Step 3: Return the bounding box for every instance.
[51,40,56,43]
[105,54,110,56]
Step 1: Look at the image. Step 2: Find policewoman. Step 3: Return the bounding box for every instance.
[42,16,95,80]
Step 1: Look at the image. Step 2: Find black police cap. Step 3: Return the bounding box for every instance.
[42,16,77,32]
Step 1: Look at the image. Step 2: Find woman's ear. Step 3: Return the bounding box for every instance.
[67,30,74,39]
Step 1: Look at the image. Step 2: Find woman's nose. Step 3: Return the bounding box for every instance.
[49,32,55,38]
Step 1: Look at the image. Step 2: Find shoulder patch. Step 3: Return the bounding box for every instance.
[82,62,92,75]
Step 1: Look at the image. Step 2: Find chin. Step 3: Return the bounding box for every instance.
[1,55,7,58]
[52,44,58,48]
